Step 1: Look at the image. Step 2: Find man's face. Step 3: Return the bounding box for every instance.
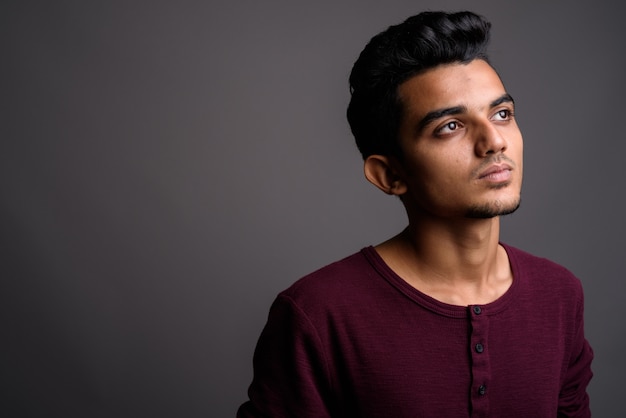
[395,59,523,219]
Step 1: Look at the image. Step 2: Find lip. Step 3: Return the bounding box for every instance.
[478,164,513,182]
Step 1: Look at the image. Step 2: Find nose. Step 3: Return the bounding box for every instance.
[474,121,507,157]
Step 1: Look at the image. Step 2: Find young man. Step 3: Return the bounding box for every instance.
[238,11,593,417]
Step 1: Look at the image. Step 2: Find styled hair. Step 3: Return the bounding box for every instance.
[347,11,492,159]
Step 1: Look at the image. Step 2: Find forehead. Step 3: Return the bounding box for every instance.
[398,60,506,114]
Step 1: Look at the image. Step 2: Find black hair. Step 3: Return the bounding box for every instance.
[347,11,492,159]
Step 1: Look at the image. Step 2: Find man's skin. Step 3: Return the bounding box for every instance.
[363,59,524,306]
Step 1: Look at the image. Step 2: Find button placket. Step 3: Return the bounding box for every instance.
[469,305,491,417]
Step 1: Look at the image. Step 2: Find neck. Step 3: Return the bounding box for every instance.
[406,216,501,279]
[376,216,511,305]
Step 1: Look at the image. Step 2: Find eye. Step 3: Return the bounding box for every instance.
[493,109,513,121]
[436,121,460,135]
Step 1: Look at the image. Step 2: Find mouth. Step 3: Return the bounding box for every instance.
[478,164,513,182]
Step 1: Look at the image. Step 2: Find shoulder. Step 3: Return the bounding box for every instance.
[503,243,585,301]
[276,247,382,314]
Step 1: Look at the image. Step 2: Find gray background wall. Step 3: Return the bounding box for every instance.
[2,0,624,416]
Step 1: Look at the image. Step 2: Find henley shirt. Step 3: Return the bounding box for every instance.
[238,244,593,417]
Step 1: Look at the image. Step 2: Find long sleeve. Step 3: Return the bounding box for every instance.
[557,289,594,417]
[237,294,334,418]
[237,246,594,417]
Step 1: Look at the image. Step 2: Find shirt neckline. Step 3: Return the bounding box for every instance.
[361,243,521,318]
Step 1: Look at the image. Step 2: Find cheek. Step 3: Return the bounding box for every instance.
[512,138,523,172]
[414,151,467,190]
[509,127,523,154]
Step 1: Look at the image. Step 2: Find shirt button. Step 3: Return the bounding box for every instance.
[473,306,482,315]
[475,343,484,353]
[478,385,487,396]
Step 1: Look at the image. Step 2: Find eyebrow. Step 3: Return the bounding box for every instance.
[491,93,515,108]
[414,93,515,134]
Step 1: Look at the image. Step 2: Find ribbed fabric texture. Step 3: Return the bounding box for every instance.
[238,244,593,417]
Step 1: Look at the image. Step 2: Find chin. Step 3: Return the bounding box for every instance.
[464,198,521,219]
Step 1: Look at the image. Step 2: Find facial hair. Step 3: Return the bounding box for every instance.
[465,197,521,219]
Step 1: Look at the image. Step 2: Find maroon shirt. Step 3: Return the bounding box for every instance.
[238,244,593,417]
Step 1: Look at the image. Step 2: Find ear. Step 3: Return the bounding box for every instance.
[363,155,407,196]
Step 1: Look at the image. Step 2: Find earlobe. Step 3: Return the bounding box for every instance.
[364,155,407,196]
